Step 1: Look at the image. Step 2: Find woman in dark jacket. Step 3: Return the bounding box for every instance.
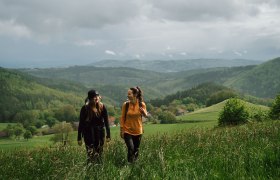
[77,89,110,163]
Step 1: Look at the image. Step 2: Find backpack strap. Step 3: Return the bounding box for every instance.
[124,101,129,123]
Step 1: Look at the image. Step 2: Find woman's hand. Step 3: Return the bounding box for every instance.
[140,107,148,117]
[120,129,124,139]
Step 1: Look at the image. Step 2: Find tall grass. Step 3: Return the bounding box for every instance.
[0,121,279,179]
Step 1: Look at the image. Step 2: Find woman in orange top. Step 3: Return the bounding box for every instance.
[120,86,148,163]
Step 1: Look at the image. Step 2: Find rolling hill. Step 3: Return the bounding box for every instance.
[18,57,280,100]
[225,57,280,98]
[179,99,269,122]
[0,68,85,123]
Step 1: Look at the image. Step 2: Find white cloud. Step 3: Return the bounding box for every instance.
[105,50,116,55]
[135,54,141,59]
[233,51,243,56]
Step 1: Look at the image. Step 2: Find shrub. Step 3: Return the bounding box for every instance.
[218,98,249,126]
[248,107,269,122]
[23,130,32,140]
[158,111,177,124]
[270,93,280,120]
[50,121,73,145]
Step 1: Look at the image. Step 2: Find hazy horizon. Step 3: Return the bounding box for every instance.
[0,58,270,69]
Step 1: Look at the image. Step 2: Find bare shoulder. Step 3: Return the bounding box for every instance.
[141,101,146,107]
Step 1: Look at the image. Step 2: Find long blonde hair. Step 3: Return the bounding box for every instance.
[85,96,103,119]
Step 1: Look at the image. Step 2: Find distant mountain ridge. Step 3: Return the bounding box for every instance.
[18,57,280,98]
[90,58,262,72]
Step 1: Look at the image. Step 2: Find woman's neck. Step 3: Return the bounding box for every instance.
[130,98,137,105]
[89,102,97,108]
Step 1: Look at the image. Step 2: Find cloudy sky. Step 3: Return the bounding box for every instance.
[0,0,280,68]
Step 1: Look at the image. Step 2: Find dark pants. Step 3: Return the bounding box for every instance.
[124,133,142,163]
[84,127,105,163]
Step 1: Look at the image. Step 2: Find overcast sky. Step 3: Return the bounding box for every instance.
[0,0,280,68]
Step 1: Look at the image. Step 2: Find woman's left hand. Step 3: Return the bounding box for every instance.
[140,107,148,117]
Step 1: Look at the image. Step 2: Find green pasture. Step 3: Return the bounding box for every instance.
[0,123,15,131]
[0,121,216,151]
[0,120,279,179]
[0,99,269,151]
[179,100,269,122]
[0,134,53,150]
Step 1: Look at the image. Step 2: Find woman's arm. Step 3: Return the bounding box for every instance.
[102,105,111,139]
[77,106,86,141]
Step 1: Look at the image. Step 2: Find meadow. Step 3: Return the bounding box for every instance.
[179,100,269,122]
[1,101,278,179]
[0,123,15,131]
[0,120,279,179]
[0,122,214,151]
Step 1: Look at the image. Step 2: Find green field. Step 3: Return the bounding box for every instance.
[1,100,278,179]
[0,100,269,150]
[0,121,216,151]
[179,100,269,122]
[0,120,279,179]
[0,123,15,131]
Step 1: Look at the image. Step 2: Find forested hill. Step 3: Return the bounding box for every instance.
[225,57,280,98]
[19,57,280,99]
[20,66,168,101]
[0,68,84,123]
[168,57,280,98]
[91,59,262,72]
[150,83,236,107]
[149,82,271,108]
[20,66,165,87]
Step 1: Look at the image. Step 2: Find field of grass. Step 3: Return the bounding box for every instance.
[0,123,15,131]
[0,120,279,179]
[0,121,215,151]
[0,134,54,150]
[0,100,269,151]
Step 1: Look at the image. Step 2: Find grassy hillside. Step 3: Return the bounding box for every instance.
[0,120,279,179]
[179,100,269,122]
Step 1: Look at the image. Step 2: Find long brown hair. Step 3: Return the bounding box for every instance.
[130,86,144,103]
[85,96,103,119]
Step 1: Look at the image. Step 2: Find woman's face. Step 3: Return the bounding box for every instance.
[127,89,136,101]
[90,96,99,104]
